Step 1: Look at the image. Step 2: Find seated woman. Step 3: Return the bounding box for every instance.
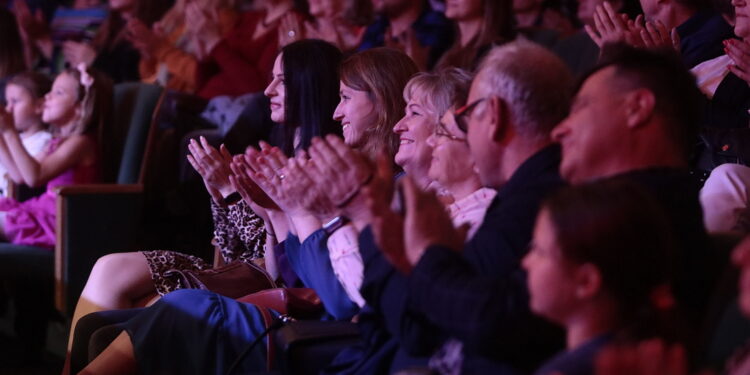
[193,0,305,99]
[435,0,515,72]
[526,179,679,375]
[1,72,53,197]
[0,8,27,103]
[67,39,343,373]
[76,47,419,374]
[127,0,238,93]
[279,0,372,52]
[0,65,108,248]
[14,0,108,75]
[62,0,171,83]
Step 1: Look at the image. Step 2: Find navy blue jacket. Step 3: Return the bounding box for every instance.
[329,145,567,374]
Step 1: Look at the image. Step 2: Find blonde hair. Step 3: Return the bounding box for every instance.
[403,68,473,121]
[59,67,112,137]
[339,48,418,161]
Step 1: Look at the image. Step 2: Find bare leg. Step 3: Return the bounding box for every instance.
[64,252,157,373]
[77,331,137,375]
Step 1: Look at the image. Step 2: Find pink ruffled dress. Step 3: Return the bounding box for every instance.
[0,138,98,249]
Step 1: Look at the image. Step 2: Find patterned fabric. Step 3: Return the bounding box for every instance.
[143,199,265,295]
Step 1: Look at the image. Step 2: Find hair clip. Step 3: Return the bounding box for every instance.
[77,63,94,89]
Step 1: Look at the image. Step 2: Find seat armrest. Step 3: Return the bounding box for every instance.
[274,320,361,375]
[54,184,146,316]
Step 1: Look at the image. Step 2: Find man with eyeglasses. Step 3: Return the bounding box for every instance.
[357,40,575,373]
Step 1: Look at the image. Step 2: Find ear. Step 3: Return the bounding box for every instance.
[574,263,603,299]
[623,88,655,129]
[487,96,511,143]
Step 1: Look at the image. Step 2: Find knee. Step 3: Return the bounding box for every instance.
[84,253,147,293]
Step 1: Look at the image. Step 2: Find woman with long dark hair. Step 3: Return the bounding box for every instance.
[69,39,343,375]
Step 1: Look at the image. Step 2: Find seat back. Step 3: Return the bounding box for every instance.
[108,83,164,184]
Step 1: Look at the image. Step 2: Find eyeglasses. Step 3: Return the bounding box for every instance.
[454,97,487,133]
[434,120,466,142]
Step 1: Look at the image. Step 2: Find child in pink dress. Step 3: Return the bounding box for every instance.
[0,64,108,249]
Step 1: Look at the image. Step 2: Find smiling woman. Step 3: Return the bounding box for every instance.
[333,47,418,162]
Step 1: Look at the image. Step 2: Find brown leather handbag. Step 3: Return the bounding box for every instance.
[236,288,323,319]
[163,261,277,299]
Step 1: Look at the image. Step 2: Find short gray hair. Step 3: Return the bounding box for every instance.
[475,40,574,141]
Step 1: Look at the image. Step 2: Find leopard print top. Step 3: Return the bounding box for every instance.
[143,199,266,295]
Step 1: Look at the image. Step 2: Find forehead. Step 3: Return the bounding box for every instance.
[576,67,617,100]
[54,73,78,90]
[273,54,283,72]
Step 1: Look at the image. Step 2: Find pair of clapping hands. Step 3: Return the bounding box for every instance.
[585,2,681,50]
[186,135,467,273]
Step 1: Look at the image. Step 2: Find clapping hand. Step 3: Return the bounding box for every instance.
[639,18,680,51]
[726,38,750,86]
[186,137,234,204]
[125,19,162,58]
[585,2,642,48]
[305,135,373,222]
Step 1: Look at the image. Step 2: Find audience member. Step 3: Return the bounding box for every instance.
[528,180,677,375]
[279,0,372,51]
[0,65,109,248]
[553,0,642,76]
[334,47,417,162]
[515,0,579,47]
[15,0,108,75]
[358,0,454,70]
[435,0,515,72]
[129,0,239,93]
[551,44,718,339]
[315,40,573,374]
[195,0,303,99]
[427,103,497,239]
[66,39,344,374]
[74,40,344,374]
[0,8,27,103]
[0,72,53,197]
[63,0,171,83]
[585,0,733,69]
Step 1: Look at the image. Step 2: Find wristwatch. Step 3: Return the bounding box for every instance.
[223,192,242,205]
[323,216,349,236]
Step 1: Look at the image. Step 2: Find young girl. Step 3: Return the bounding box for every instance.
[0,65,109,248]
[525,179,678,375]
[1,72,53,197]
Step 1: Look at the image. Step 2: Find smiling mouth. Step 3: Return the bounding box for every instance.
[399,139,414,145]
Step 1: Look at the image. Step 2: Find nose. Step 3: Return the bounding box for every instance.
[521,252,533,271]
[333,101,344,121]
[393,116,407,134]
[263,80,277,98]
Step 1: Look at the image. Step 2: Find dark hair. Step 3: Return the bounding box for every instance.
[279,39,343,156]
[0,9,26,79]
[8,71,52,100]
[339,47,419,161]
[588,44,703,160]
[437,0,516,71]
[543,179,677,338]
